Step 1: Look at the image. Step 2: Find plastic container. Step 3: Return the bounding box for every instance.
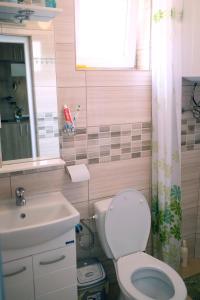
[77,258,109,300]
[64,105,73,124]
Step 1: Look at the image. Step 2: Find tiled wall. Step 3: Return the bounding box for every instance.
[182,79,200,258]
[0,0,152,284]
[53,0,152,281]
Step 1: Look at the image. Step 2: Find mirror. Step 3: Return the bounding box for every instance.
[0,41,36,161]
[0,35,60,165]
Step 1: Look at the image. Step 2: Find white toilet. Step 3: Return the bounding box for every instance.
[93,189,187,300]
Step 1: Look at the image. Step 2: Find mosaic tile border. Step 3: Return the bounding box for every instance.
[37,112,59,139]
[60,122,152,165]
[181,118,200,152]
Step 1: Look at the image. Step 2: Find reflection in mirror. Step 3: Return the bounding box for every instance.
[0,36,37,163]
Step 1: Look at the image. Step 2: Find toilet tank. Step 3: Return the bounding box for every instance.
[94,198,113,259]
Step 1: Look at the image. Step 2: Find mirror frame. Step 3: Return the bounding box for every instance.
[0,35,37,161]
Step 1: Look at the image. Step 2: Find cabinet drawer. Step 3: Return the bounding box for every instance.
[3,257,34,300]
[33,246,76,277]
[35,266,77,297]
[36,285,78,300]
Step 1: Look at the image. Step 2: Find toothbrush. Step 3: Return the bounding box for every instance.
[73,104,81,124]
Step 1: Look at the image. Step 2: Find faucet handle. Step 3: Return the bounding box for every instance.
[15,187,25,197]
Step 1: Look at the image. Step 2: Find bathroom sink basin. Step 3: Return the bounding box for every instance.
[0,192,80,250]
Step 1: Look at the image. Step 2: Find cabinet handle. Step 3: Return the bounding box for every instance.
[4,266,26,278]
[39,255,66,266]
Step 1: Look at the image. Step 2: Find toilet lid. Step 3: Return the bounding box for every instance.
[105,189,151,260]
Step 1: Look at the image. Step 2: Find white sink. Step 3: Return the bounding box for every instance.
[0,192,80,250]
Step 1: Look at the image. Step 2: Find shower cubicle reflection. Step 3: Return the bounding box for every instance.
[0,250,4,300]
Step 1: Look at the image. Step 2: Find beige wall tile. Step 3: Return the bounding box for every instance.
[182,150,200,169]
[86,70,151,87]
[0,177,11,200]
[55,43,85,87]
[11,169,88,204]
[32,58,56,87]
[186,235,196,258]
[89,157,151,200]
[53,0,75,44]
[196,214,200,234]
[73,201,89,219]
[87,86,151,126]
[182,180,199,210]
[11,169,66,197]
[182,207,198,237]
[181,165,199,183]
[32,31,55,59]
[195,234,200,258]
[57,87,86,128]
[62,180,88,205]
[38,137,59,158]
[34,87,58,113]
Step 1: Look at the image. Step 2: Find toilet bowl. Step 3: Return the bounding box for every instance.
[94,189,187,300]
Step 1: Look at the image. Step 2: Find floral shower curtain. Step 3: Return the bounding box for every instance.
[151,0,183,270]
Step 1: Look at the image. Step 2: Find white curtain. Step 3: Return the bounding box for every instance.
[151,0,183,269]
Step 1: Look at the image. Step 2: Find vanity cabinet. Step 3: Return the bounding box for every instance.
[33,246,77,299]
[182,0,200,77]
[3,244,78,300]
[3,256,34,300]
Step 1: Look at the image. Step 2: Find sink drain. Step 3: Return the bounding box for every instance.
[20,213,26,219]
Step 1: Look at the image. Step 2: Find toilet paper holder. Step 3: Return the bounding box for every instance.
[66,164,90,183]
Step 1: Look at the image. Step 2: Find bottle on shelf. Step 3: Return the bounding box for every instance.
[180,239,188,268]
[45,0,56,8]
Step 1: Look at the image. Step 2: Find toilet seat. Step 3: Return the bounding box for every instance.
[105,189,151,259]
[115,252,187,300]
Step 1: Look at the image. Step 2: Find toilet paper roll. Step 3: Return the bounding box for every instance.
[67,164,90,183]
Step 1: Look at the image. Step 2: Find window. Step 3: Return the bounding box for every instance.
[75,0,138,69]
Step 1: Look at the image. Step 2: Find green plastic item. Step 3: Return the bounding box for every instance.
[45,0,56,8]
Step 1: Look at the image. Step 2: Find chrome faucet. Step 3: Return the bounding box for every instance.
[15,187,26,206]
